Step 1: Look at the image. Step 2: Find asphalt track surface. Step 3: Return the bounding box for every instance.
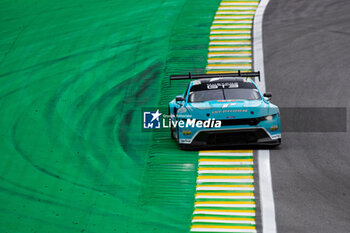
[263,0,350,232]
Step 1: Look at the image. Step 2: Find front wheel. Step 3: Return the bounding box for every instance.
[170,126,176,139]
[179,144,195,151]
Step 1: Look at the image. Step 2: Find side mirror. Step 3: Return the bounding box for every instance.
[175,95,184,102]
[263,92,272,101]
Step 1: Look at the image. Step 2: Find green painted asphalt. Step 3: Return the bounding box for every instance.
[0,0,220,232]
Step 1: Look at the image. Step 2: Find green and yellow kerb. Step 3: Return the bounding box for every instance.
[190,0,260,232]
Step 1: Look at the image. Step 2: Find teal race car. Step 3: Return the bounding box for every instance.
[168,71,281,149]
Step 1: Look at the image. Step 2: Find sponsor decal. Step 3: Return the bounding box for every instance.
[207,82,239,89]
[218,100,236,102]
[212,109,248,114]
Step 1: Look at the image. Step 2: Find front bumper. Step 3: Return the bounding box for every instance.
[179,127,281,147]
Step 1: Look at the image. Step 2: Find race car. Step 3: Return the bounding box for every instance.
[168,71,281,149]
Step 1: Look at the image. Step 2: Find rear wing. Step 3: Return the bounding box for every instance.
[170,70,260,81]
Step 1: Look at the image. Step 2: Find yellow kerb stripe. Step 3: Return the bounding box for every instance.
[198,167,253,171]
[221,1,259,3]
[200,150,253,153]
[195,209,255,213]
[208,58,251,61]
[196,193,254,196]
[197,175,253,179]
[191,225,256,229]
[197,184,254,187]
[206,70,251,73]
[207,64,251,67]
[212,24,252,27]
[199,158,253,162]
[210,40,251,42]
[196,201,255,204]
[210,34,251,37]
[193,216,254,221]
[211,29,251,32]
[208,52,251,54]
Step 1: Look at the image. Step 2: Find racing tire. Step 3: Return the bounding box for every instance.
[169,107,176,139]
[269,138,281,148]
[179,144,196,151]
[170,124,176,139]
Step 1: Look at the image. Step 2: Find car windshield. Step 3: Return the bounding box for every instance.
[189,88,261,103]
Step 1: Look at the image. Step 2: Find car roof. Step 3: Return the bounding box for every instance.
[191,77,251,84]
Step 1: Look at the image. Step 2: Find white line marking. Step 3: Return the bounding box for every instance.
[208,59,252,63]
[193,210,255,216]
[210,42,251,45]
[198,170,253,174]
[206,66,251,70]
[197,179,254,183]
[258,150,277,233]
[208,53,251,57]
[219,7,258,10]
[253,0,269,93]
[209,48,251,51]
[195,203,256,208]
[211,35,251,39]
[217,11,256,15]
[192,219,256,224]
[196,195,255,199]
[198,161,253,165]
[211,25,252,29]
[221,3,259,6]
[196,187,254,191]
[210,30,251,34]
[191,228,256,233]
[199,152,253,156]
[213,20,253,24]
[215,16,254,19]
[253,0,277,232]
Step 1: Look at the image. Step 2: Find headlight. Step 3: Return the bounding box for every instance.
[265,115,273,121]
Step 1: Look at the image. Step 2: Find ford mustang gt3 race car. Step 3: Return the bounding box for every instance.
[168,71,281,149]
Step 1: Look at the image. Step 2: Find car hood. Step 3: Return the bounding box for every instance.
[179,100,278,120]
